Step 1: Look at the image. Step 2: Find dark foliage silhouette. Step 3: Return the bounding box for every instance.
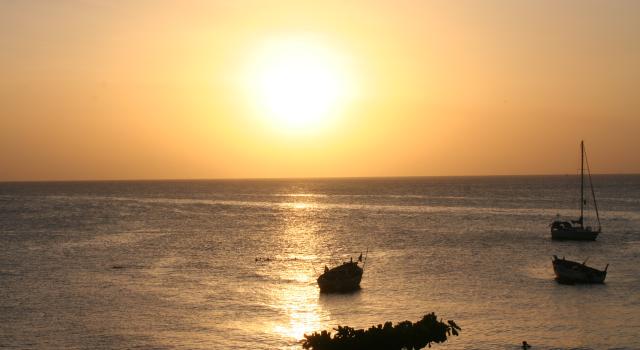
[302,313,460,350]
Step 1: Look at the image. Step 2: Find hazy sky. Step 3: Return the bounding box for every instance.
[1,0,639,181]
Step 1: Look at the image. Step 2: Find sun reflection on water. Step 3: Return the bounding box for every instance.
[285,202,317,210]
[269,254,324,343]
[272,290,323,341]
[270,195,326,343]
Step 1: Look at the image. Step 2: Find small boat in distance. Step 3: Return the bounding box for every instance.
[551,140,601,241]
[317,252,366,293]
[552,255,608,284]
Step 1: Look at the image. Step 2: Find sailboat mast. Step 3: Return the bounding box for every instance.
[580,140,584,228]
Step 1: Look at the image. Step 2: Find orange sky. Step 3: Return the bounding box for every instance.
[1,1,639,181]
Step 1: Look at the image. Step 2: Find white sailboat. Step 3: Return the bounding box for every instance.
[550,141,601,241]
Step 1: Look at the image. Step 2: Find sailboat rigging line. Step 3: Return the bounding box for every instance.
[580,140,584,227]
[584,144,601,231]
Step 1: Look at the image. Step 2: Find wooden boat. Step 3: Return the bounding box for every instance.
[552,255,608,284]
[551,141,601,241]
[317,252,366,293]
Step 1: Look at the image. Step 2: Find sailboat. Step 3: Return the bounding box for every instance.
[550,141,601,241]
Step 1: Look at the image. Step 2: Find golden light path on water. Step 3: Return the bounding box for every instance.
[270,198,325,344]
[271,280,323,342]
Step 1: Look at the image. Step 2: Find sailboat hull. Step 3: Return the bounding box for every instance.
[551,228,599,241]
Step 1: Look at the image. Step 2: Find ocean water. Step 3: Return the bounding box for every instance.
[1,176,639,350]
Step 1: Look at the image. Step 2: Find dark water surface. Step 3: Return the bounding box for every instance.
[1,176,639,349]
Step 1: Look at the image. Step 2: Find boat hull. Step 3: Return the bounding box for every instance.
[317,273,362,293]
[552,257,606,284]
[317,262,363,293]
[551,228,599,241]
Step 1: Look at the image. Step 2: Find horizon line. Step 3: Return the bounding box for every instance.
[2,172,639,184]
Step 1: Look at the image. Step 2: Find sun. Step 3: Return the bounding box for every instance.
[246,37,354,131]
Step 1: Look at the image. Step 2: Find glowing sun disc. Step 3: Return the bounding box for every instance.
[247,37,353,131]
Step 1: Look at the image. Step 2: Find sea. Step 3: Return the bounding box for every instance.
[1,175,639,350]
